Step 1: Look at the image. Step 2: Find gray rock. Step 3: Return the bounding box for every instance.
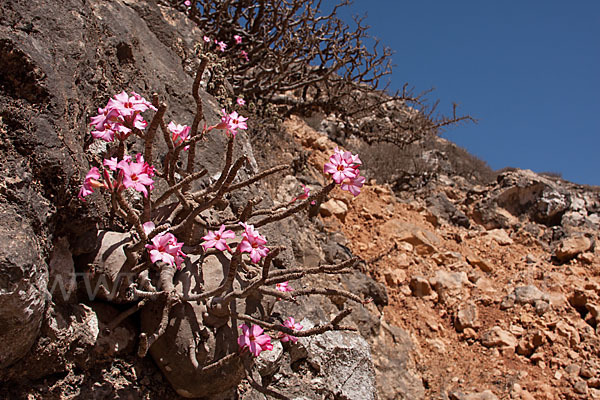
[514,285,549,305]
[426,193,470,228]
[501,285,550,312]
[84,231,132,303]
[371,321,425,399]
[48,237,77,304]
[455,302,479,331]
[255,340,283,377]
[297,320,377,400]
[0,205,48,369]
[1,302,99,380]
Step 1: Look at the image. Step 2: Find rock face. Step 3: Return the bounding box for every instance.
[293,321,377,400]
[469,169,600,231]
[4,0,600,399]
[0,204,48,369]
[0,0,236,373]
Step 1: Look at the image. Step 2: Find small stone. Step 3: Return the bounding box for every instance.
[525,254,537,264]
[384,268,406,286]
[530,352,544,363]
[579,252,594,264]
[467,254,494,273]
[484,229,514,245]
[538,361,546,370]
[520,391,535,400]
[320,199,348,220]
[464,389,499,400]
[513,285,548,305]
[455,302,479,331]
[410,276,433,297]
[481,326,517,349]
[574,380,589,395]
[463,328,477,339]
[580,363,597,379]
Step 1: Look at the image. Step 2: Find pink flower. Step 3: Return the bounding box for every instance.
[279,317,303,343]
[117,156,154,197]
[167,121,191,149]
[334,147,362,167]
[184,0,191,6]
[216,41,227,52]
[89,91,156,142]
[240,50,249,62]
[145,231,186,269]
[216,109,248,137]
[233,35,242,44]
[237,324,273,357]
[201,225,236,252]
[142,221,155,236]
[238,223,269,263]
[107,91,155,117]
[275,281,293,293]
[323,148,360,184]
[91,126,115,142]
[203,36,211,43]
[236,97,245,106]
[78,167,103,201]
[340,172,365,197]
[103,157,118,171]
[291,184,310,203]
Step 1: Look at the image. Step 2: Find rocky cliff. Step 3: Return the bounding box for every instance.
[1,1,599,399]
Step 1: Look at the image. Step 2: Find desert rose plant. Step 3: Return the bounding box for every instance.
[77,53,368,396]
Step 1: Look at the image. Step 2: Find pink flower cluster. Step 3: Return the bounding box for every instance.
[323,148,365,196]
[237,324,272,357]
[201,223,269,264]
[143,222,186,269]
[279,317,303,343]
[167,121,191,149]
[78,153,155,201]
[237,317,303,356]
[90,91,156,142]
[276,281,293,293]
[215,109,248,137]
[239,223,269,263]
[202,34,249,61]
[201,224,235,252]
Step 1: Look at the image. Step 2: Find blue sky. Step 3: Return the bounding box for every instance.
[331,1,600,185]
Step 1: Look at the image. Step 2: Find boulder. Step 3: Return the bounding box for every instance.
[425,193,470,228]
[0,205,48,369]
[0,302,99,380]
[293,320,377,400]
[555,234,593,262]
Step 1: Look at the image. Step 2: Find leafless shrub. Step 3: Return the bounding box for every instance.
[84,59,368,397]
[359,135,495,189]
[167,0,473,148]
